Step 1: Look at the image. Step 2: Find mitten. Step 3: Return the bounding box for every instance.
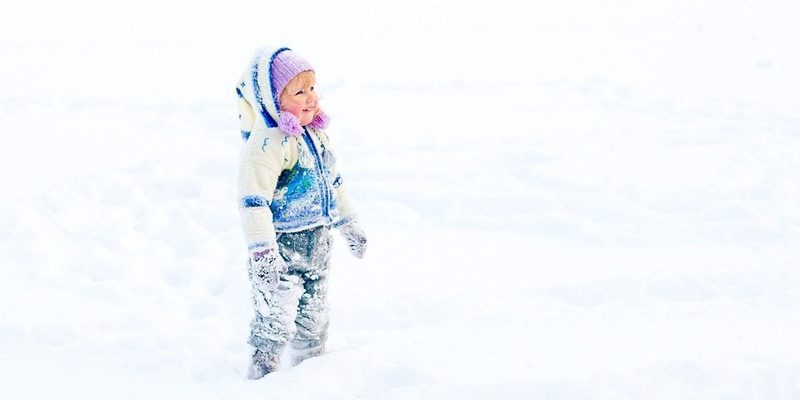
[338,220,367,259]
[249,246,288,291]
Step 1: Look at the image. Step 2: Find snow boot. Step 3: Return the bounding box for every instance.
[247,348,280,379]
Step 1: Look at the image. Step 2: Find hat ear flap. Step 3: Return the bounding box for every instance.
[309,110,330,130]
[278,111,304,136]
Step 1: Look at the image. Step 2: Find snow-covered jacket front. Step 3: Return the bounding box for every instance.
[236,47,356,250]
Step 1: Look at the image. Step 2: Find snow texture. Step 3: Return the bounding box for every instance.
[1,0,799,399]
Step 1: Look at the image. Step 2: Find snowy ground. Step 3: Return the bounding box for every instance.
[2,1,800,399]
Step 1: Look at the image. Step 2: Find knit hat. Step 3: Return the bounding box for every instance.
[271,49,329,135]
[270,50,314,103]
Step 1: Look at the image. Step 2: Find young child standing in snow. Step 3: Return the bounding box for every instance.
[235,46,367,379]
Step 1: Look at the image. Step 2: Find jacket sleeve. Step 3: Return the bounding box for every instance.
[237,127,293,250]
[316,130,359,226]
[333,172,358,227]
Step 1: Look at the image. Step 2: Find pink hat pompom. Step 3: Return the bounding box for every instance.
[278,111,303,136]
[309,110,330,130]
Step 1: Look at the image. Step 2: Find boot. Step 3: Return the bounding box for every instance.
[247,348,279,379]
[291,343,325,366]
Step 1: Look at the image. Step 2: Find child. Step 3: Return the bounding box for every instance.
[235,46,367,379]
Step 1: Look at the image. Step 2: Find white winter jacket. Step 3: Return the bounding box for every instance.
[236,47,356,250]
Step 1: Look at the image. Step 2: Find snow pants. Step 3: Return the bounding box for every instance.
[248,225,332,365]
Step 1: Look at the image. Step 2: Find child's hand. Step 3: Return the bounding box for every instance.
[249,246,288,291]
[338,221,367,259]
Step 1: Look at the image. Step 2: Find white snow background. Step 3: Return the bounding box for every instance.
[1,0,799,398]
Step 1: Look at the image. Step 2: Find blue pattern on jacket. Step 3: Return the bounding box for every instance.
[269,129,340,232]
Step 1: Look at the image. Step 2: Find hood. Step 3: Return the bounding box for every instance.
[237,46,285,136]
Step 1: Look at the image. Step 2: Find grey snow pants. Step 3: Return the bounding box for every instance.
[248,225,332,365]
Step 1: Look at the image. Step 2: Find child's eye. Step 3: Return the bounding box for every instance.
[310,86,315,91]
[295,90,304,95]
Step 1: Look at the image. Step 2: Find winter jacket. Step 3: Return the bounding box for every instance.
[236,47,356,250]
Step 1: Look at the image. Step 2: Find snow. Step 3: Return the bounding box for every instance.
[2,0,799,398]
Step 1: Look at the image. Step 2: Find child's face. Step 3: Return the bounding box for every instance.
[279,71,319,127]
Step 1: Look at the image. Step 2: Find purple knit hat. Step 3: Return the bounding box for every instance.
[270,49,314,102]
[269,48,329,135]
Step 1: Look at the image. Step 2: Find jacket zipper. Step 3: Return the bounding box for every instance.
[301,129,331,220]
